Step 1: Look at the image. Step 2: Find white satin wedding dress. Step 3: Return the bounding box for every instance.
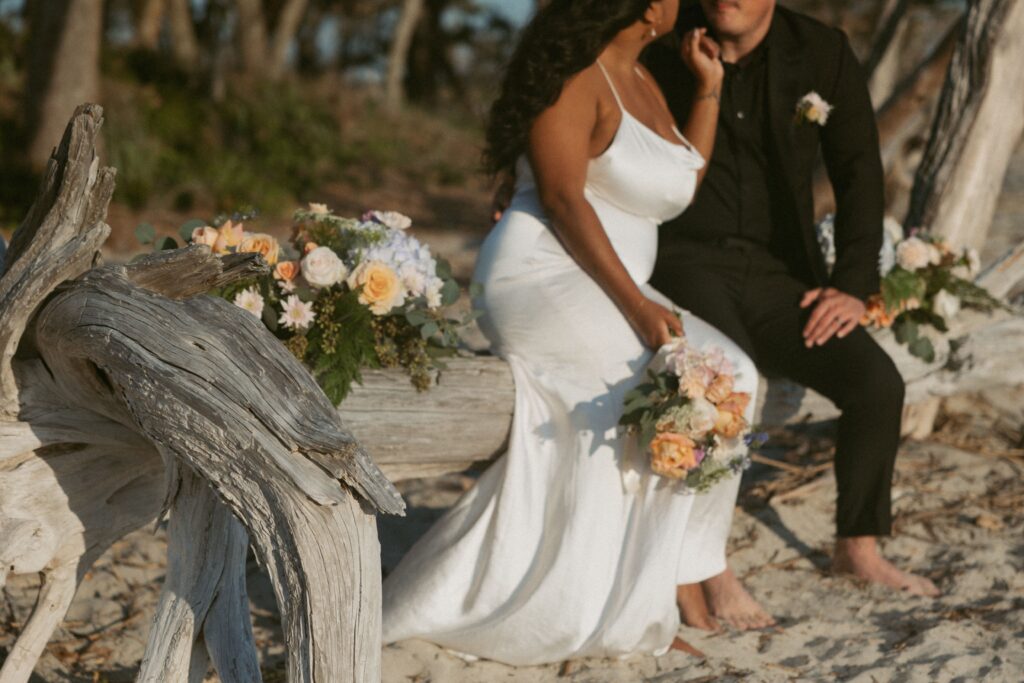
[382,62,758,665]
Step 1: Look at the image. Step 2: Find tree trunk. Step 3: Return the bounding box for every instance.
[137,0,166,50]
[866,0,911,107]
[235,0,268,76]
[167,0,200,71]
[266,0,309,81]
[905,0,1024,248]
[812,18,960,220]
[25,0,104,169]
[385,0,425,113]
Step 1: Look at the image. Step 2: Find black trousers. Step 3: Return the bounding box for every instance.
[651,239,904,537]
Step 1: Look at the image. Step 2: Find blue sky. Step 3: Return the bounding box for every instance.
[477,0,533,26]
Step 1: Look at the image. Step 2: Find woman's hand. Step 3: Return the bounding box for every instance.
[680,28,723,92]
[628,298,684,349]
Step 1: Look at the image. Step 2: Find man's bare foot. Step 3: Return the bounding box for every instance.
[702,567,776,631]
[833,536,940,597]
[676,582,719,631]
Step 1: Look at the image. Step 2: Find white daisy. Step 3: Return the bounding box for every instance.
[233,287,265,318]
[278,295,317,331]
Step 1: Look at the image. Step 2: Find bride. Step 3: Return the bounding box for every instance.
[383,0,759,664]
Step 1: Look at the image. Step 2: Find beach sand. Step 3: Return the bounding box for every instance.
[3,388,1021,682]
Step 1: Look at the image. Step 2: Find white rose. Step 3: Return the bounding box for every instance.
[896,237,932,271]
[369,210,412,231]
[687,397,719,436]
[932,289,961,321]
[301,246,347,289]
[308,202,329,215]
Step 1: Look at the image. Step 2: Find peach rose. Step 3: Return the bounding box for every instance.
[239,232,281,266]
[861,295,895,328]
[650,433,702,479]
[713,392,751,438]
[705,374,735,405]
[274,260,300,282]
[191,225,219,247]
[303,241,319,255]
[213,220,244,253]
[348,260,405,315]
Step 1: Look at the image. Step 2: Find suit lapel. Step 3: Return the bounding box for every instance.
[766,15,807,197]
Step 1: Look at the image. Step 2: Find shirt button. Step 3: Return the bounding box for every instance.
[737,111,745,120]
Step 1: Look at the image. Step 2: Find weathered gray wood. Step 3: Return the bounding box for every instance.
[351,243,1024,479]
[906,0,1024,248]
[1,105,402,683]
[341,358,513,481]
[0,103,113,418]
[137,467,260,683]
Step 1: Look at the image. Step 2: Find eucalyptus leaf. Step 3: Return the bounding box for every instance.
[154,236,179,251]
[178,219,207,243]
[135,222,156,245]
[420,321,440,339]
[893,317,918,344]
[908,337,936,363]
[440,279,460,306]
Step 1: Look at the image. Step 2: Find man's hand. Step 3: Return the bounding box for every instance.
[800,287,865,347]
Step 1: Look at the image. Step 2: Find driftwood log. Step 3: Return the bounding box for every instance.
[906,0,1024,248]
[0,105,404,683]
[347,247,1024,481]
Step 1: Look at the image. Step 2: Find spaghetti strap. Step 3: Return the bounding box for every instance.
[595,59,625,112]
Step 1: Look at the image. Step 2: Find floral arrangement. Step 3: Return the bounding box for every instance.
[619,337,762,492]
[816,215,1001,362]
[139,205,477,404]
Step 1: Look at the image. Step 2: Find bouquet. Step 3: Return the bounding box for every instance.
[619,337,762,492]
[140,204,478,404]
[817,216,1002,362]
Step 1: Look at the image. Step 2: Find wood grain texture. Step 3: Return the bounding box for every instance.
[906,0,1024,248]
[1,105,400,683]
[350,246,1024,479]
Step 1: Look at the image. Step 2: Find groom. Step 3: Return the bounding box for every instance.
[645,0,941,626]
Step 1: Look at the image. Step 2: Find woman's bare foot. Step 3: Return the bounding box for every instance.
[702,567,776,631]
[676,582,719,631]
[833,536,940,597]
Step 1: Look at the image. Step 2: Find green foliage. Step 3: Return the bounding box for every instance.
[104,80,353,212]
[303,289,378,405]
[881,267,927,311]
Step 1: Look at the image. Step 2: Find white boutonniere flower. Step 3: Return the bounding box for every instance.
[795,91,833,126]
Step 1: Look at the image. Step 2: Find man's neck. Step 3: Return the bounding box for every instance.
[717,14,774,64]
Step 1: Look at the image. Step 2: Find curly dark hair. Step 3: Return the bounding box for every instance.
[483,0,654,178]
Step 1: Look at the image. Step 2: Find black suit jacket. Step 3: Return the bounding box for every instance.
[645,5,885,301]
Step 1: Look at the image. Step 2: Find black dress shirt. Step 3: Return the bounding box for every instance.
[662,41,780,248]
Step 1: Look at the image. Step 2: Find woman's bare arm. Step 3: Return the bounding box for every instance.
[528,69,682,348]
[677,30,724,184]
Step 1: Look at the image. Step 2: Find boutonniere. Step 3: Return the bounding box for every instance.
[795,91,833,126]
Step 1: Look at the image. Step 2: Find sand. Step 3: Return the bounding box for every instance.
[3,387,1021,682]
